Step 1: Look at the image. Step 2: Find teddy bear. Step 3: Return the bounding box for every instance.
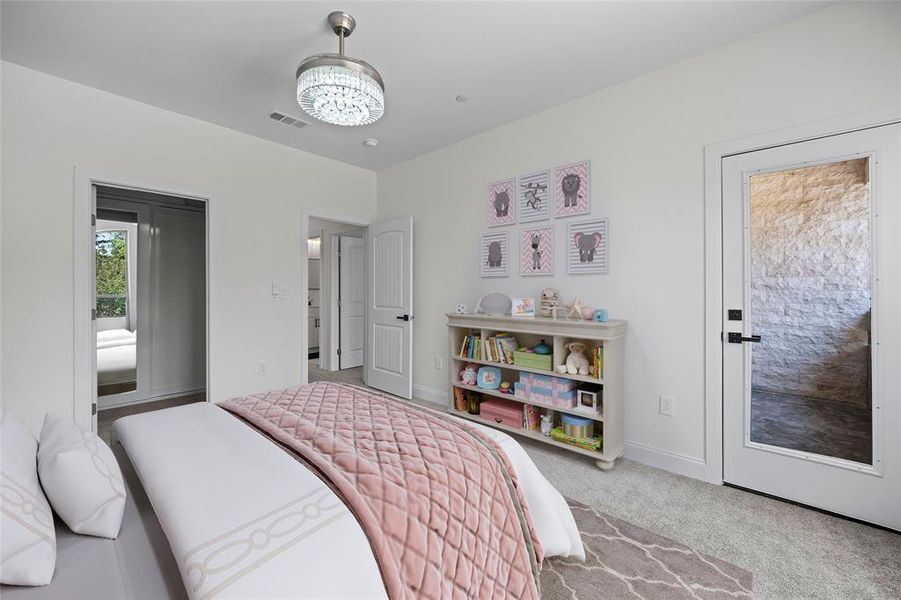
[539,287,559,317]
[565,342,590,376]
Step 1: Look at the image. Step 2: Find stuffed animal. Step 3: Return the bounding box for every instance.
[539,288,559,317]
[565,342,590,376]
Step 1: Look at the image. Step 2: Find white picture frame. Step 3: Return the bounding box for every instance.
[517,170,550,222]
[480,231,509,278]
[567,218,608,274]
[520,225,554,276]
[553,160,591,218]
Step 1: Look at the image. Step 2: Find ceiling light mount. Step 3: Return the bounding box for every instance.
[296,12,385,127]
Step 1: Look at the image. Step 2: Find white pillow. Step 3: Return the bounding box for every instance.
[37,415,126,539]
[0,410,56,586]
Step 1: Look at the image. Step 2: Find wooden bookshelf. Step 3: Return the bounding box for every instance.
[447,313,626,470]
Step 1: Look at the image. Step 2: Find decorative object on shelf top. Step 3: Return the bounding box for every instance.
[454,303,468,314]
[565,297,589,320]
[296,12,385,126]
[564,342,590,376]
[539,287,560,317]
[591,309,608,323]
[511,297,536,318]
[474,293,512,316]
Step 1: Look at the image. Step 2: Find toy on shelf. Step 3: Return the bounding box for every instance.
[499,381,512,394]
[565,342,590,376]
[540,413,553,436]
[539,288,560,317]
[477,366,502,390]
[459,363,478,386]
[592,309,608,323]
[533,339,552,355]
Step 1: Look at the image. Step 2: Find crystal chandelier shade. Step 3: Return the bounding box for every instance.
[297,64,384,127]
[295,12,385,127]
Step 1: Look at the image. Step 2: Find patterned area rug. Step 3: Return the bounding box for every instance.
[540,499,754,599]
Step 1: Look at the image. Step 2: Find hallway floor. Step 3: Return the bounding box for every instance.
[307,358,364,386]
[750,389,872,464]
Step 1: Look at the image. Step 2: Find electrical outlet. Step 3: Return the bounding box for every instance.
[434,356,444,370]
[257,360,267,376]
[659,395,675,417]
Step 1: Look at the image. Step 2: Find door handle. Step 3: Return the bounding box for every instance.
[396,314,413,321]
[727,332,761,343]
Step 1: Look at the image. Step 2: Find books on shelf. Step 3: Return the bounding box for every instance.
[458,332,518,365]
[592,345,604,380]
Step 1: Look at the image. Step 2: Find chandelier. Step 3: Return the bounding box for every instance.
[296,12,385,127]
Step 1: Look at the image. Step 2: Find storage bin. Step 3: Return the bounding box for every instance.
[561,414,594,439]
[480,399,523,429]
[513,350,553,372]
[519,373,578,408]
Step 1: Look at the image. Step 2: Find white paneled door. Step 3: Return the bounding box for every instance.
[365,217,413,399]
[339,235,364,369]
[722,124,900,529]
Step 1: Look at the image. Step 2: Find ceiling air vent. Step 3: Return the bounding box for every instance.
[267,110,309,129]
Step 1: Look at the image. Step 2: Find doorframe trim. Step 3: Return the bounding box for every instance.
[703,105,901,484]
[73,167,213,431]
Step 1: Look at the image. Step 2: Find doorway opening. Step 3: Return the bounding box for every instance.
[306,217,366,387]
[748,158,872,464]
[94,186,207,431]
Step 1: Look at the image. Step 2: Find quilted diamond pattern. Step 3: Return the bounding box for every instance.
[221,382,542,600]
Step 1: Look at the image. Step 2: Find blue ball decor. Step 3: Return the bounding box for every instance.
[592,309,608,323]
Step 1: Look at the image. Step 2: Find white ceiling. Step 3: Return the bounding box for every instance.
[1,1,829,170]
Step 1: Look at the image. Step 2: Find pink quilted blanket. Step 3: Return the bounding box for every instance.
[220,382,542,599]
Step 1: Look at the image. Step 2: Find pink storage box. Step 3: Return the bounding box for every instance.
[480,398,523,429]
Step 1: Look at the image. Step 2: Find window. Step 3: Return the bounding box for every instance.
[96,230,128,318]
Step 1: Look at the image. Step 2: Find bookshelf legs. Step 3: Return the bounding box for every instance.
[595,458,614,471]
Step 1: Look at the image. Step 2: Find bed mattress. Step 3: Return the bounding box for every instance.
[114,399,583,599]
[97,343,136,385]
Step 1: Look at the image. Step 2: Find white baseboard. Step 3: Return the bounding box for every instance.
[623,439,708,481]
[99,386,205,410]
[412,384,447,408]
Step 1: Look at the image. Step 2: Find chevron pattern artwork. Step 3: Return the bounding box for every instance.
[488,178,516,227]
[554,160,591,218]
[520,225,554,276]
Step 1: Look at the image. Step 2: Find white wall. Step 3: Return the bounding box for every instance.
[377,3,901,471]
[0,62,376,433]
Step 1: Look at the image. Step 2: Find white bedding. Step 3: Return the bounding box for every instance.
[97,329,136,386]
[114,401,584,599]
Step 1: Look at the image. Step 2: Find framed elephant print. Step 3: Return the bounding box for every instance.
[480,231,509,277]
[520,225,554,276]
[568,219,608,274]
[554,160,591,218]
[518,170,550,223]
[488,178,516,227]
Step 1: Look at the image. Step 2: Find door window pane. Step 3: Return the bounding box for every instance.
[749,158,872,464]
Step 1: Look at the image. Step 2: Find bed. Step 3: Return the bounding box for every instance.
[4,382,584,599]
[96,329,136,386]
